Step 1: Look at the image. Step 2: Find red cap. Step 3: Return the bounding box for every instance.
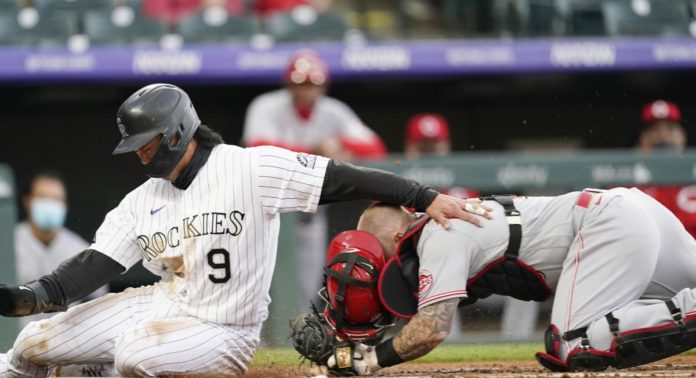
[285,50,329,86]
[406,113,450,142]
[642,100,681,124]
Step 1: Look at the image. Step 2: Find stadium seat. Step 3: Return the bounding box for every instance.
[265,6,348,42]
[602,0,690,36]
[35,0,116,12]
[526,0,559,35]
[495,0,560,37]
[0,0,19,9]
[83,5,167,45]
[560,0,606,36]
[177,7,260,43]
[0,7,77,46]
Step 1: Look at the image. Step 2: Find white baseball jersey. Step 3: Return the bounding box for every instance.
[0,144,330,377]
[242,88,381,152]
[14,223,108,328]
[242,88,385,309]
[89,144,329,326]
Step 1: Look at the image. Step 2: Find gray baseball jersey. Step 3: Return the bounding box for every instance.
[0,144,329,377]
[415,188,696,361]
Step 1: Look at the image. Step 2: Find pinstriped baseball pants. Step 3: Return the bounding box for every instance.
[0,284,260,377]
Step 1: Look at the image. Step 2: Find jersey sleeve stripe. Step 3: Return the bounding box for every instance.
[418,290,468,308]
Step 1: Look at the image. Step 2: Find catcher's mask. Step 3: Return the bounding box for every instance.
[113,83,201,178]
[321,230,391,341]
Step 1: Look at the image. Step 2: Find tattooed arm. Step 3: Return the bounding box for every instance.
[392,298,459,360]
[372,298,459,368]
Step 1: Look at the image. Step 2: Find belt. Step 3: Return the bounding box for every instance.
[575,189,605,209]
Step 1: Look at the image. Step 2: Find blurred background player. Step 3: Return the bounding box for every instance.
[404,112,452,159]
[13,171,108,329]
[404,113,538,341]
[243,50,386,307]
[635,100,696,237]
[638,99,686,152]
[404,113,476,199]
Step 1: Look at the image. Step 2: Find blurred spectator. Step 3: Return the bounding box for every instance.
[143,0,244,25]
[14,171,108,329]
[638,99,686,152]
[254,0,332,17]
[635,100,696,237]
[404,113,476,198]
[405,112,452,159]
[243,50,386,308]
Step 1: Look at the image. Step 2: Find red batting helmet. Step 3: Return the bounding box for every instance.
[285,50,329,86]
[642,100,681,125]
[321,230,391,341]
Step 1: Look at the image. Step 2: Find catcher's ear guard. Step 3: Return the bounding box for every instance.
[378,255,418,319]
[377,216,430,319]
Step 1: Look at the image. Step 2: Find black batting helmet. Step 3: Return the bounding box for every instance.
[113,83,201,178]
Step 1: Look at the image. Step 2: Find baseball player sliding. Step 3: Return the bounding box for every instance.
[0,84,490,377]
[291,188,696,375]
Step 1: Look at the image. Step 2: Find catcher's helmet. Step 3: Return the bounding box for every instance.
[285,50,329,86]
[322,230,391,341]
[113,83,201,178]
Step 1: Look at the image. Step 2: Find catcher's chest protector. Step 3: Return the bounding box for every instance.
[460,195,551,306]
[379,196,551,318]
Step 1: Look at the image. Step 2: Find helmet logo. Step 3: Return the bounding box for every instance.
[651,101,670,119]
[117,117,129,137]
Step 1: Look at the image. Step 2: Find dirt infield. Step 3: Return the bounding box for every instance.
[247,354,696,377]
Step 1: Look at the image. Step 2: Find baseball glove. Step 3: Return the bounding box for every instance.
[289,307,337,365]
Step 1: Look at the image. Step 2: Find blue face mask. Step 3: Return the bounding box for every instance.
[30,198,66,231]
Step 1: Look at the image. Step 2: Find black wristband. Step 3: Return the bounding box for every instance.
[417,188,439,212]
[375,338,404,368]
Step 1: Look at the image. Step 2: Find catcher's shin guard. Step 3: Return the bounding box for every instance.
[535,323,614,372]
[537,301,696,372]
[612,301,696,369]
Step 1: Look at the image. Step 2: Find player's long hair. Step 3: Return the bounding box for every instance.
[194,124,225,147]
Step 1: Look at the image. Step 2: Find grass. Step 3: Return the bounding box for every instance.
[252,343,543,367]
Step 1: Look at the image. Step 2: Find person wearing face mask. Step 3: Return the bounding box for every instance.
[13,171,108,329]
[633,100,696,237]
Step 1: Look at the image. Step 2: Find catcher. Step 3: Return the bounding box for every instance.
[291,187,696,375]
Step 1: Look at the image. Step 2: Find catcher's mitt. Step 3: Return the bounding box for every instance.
[289,308,337,365]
